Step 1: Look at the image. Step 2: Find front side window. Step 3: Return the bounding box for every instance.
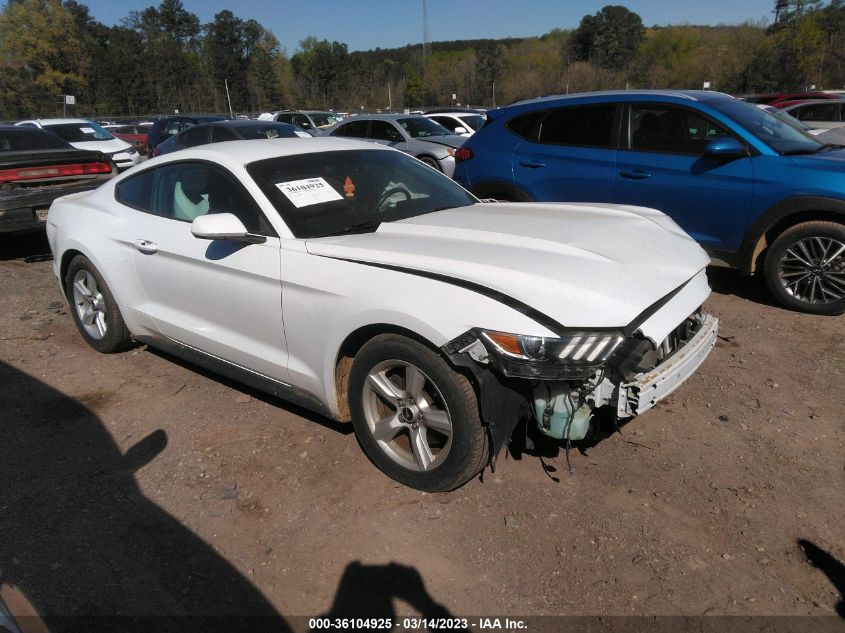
[630,105,730,154]
[116,162,272,234]
[246,149,476,238]
[308,112,339,127]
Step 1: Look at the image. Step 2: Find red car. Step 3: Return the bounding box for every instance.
[104,123,152,156]
[745,91,845,106]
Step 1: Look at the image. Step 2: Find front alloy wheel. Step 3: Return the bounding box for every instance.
[764,221,845,315]
[349,334,488,491]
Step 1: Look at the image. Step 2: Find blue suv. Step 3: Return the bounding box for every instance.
[453,90,845,315]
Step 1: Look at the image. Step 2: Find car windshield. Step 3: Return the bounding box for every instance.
[458,115,486,131]
[247,149,477,238]
[44,121,114,143]
[309,112,339,127]
[0,128,71,151]
[397,117,452,138]
[710,99,823,154]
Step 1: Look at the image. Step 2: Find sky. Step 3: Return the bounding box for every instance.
[78,0,778,53]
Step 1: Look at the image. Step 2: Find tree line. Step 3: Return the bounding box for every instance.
[1,0,843,120]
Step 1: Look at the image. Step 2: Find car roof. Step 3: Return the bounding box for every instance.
[511,89,736,107]
[197,120,297,129]
[337,113,422,121]
[143,137,387,167]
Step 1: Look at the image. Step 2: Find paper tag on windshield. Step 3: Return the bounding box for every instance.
[80,127,96,134]
[275,177,343,208]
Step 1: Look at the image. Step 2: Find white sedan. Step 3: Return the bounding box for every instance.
[46,138,718,491]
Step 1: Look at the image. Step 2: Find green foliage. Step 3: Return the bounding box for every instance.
[1,0,844,119]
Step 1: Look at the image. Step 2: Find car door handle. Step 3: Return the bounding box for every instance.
[134,239,158,254]
[519,160,546,168]
[619,170,652,180]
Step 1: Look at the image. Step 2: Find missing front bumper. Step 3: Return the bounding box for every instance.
[617,313,719,417]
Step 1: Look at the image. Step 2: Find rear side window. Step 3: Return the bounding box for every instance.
[539,105,617,147]
[182,126,210,147]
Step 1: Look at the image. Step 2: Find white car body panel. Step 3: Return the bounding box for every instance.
[47,139,715,425]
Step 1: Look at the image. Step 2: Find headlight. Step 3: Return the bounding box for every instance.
[478,329,624,379]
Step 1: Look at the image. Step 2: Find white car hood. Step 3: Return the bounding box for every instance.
[306,202,711,340]
[68,138,130,154]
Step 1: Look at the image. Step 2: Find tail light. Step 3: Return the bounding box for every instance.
[0,162,112,183]
[455,147,473,162]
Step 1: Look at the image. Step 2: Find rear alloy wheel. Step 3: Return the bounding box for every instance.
[65,255,133,352]
[764,221,845,315]
[348,334,488,491]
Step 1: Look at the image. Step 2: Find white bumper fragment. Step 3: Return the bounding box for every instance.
[617,314,719,417]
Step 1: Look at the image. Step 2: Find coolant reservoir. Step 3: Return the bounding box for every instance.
[532,383,592,440]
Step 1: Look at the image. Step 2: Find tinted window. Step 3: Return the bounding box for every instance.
[794,103,837,121]
[232,124,300,140]
[211,126,238,142]
[294,114,311,129]
[539,105,616,147]
[333,120,369,138]
[116,169,156,212]
[275,114,294,124]
[182,126,210,147]
[369,121,402,141]
[246,149,476,239]
[431,116,461,132]
[457,114,485,131]
[506,111,546,141]
[630,105,731,154]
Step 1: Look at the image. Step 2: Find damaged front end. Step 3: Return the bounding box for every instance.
[443,310,718,451]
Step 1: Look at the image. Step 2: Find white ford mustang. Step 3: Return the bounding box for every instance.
[47,138,718,491]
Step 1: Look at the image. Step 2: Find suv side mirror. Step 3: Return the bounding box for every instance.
[191,213,266,244]
[705,137,746,158]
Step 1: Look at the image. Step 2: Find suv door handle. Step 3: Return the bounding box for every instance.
[519,160,546,168]
[619,170,651,180]
[134,239,158,254]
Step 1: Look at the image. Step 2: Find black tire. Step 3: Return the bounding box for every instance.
[65,254,133,352]
[763,221,845,315]
[348,334,488,491]
[418,156,442,172]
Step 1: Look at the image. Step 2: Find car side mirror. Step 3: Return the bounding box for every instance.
[705,137,746,158]
[454,126,468,134]
[191,213,266,244]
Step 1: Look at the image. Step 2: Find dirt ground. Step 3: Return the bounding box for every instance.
[0,232,843,631]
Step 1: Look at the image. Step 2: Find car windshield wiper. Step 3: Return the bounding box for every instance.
[782,143,843,155]
[309,220,382,238]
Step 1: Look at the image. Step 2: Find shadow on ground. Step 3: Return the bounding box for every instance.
[0,232,52,262]
[315,561,466,631]
[706,265,781,309]
[798,539,845,618]
[0,360,290,633]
